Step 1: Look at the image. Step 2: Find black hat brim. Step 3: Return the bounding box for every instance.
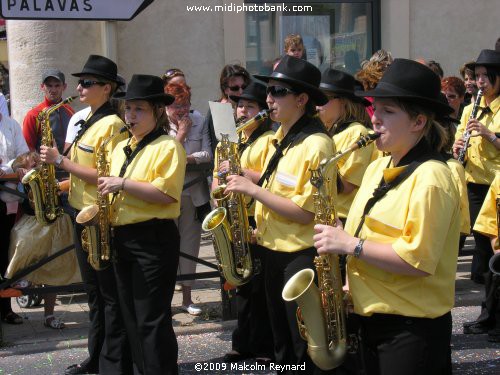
[113,91,175,105]
[319,83,371,107]
[228,93,267,107]
[72,70,121,84]
[254,72,328,106]
[356,82,453,115]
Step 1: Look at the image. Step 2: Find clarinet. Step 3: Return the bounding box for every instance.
[457,89,483,165]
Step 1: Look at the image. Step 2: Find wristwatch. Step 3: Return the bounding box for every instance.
[353,239,365,258]
[55,154,65,168]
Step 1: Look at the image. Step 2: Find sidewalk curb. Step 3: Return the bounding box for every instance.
[0,319,237,357]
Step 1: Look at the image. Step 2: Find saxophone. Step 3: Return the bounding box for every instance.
[22,96,77,225]
[282,132,380,370]
[75,126,128,271]
[202,133,254,286]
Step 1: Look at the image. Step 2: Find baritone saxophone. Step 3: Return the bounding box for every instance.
[22,96,77,225]
[75,126,129,271]
[282,132,380,370]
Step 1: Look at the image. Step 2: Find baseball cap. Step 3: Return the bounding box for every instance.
[42,69,65,84]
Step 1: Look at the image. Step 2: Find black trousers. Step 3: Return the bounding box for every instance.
[74,220,132,374]
[264,246,320,375]
[0,201,16,317]
[232,243,274,358]
[473,270,500,329]
[358,312,452,375]
[468,183,494,280]
[113,219,180,375]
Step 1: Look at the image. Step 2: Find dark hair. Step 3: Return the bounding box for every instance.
[485,66,500,92]
[394,99,449,152]
[496,37,500,52]
[219,64,251,99]
[427,60,444,78]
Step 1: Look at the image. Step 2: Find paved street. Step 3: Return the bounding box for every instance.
[0,239,499,374]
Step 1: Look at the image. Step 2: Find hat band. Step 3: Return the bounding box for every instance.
[375,81,438,100]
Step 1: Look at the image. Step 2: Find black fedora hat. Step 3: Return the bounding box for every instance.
[229,80,267,107]
[356,58,453,115]
[255,55,328,105]
[466,49,500,70]
[72,54,120,83]
[320,68,370,106]
[113,74,174,105]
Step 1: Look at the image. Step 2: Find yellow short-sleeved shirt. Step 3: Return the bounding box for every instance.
[345,156,461,318]
[109,134,186,226]
[454,96,500,185]
[213,130,274,216]
[69,114,127,211]
[473,174,499,249]
[446,158,471,235]
[332,122,374,218]
[255,122,336,252]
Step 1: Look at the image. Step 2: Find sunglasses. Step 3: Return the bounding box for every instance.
[327,95,341,100]
[228,84,246,92]
[163,69,184,80]
[78,79,106,88]
[266,85,296,98]
[445,93,458,100]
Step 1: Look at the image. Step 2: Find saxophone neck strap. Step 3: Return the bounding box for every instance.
[353,139,443,238]
[257,115,327,189]
[63,102,117,157]
[237,119,270,156]
[110,127,165,204]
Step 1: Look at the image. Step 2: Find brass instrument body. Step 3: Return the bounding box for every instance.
[458,89,483,164]
[202,134,254,286]
[282,133,380,370]
[22,96,77,225]
[75,126,127,270]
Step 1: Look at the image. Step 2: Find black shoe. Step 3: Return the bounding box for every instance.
[487,328,500,343]
[463,322,491,334]
[223,351,252,363]
[64,358,99,374]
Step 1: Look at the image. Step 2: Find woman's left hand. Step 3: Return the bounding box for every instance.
[467,119,494,139]
[98,176,124,195]
[40,145,60,165]
[313,224,357,256]
[224,174,257,196]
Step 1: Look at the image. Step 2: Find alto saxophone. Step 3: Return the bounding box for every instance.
[202,133,254,287]
[22,96,77,225]
[75,126,128,271]
[282,132,380,370]
[457,89,483,165]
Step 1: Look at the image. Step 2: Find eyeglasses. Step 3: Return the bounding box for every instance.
[444,93,458,100]
[228,85,247,92]
[266,85,296,98]
[78,79,106,88]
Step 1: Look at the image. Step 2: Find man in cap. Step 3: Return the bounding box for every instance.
[22,69,74,154]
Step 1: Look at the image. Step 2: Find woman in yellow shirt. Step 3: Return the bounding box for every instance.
[41,55,131,375]
[212,80,275,363]
[463,175,500,343]
[224,56,335,373]
[314,59,460,374]
[453,49,500,284]
[98,74,186,375]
